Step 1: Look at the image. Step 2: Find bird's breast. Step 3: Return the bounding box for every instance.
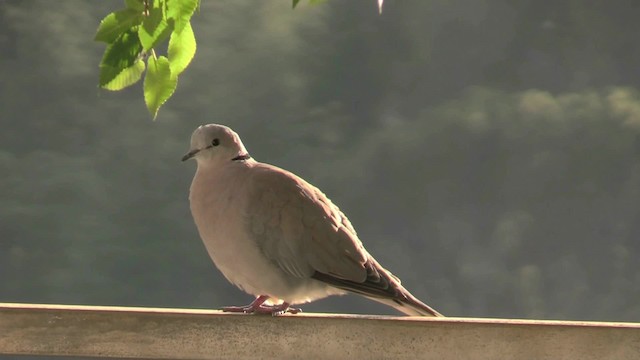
[189,169,246,251]
[188,167,274,292]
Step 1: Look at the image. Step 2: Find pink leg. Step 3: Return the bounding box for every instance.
[221,295,269,313]
[256,302,301,316]
[222,295,302,316]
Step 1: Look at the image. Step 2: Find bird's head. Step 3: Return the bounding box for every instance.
[182,124,250,164]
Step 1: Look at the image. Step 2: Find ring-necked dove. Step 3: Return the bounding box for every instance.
[182,124,441,317]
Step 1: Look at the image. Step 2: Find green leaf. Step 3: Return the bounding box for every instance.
[94,8,143,43]
[144,55,177,119]
[125,0,144,11]
[99,28,143,87]
[167,0,199,34]
[292,0,301,8]
[168,22,196,77]
[139,0,173,51]
[100,59,145,91]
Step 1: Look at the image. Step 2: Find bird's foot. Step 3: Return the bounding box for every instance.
[221,295,301,316]
[222,295,269,314]
[266,303,302,316]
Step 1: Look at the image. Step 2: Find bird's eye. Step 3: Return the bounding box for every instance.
[211,138,220,147]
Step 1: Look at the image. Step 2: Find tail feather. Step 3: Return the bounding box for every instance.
[312,258,443,317]
[367,290,442,317]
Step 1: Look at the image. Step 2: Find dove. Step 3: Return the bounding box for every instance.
[182,124,442,317]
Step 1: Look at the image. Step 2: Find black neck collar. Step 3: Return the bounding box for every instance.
[231,153,251,161]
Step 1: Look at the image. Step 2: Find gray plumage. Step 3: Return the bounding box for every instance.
[183,124,441,316]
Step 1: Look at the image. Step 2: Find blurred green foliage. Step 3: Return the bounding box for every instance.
[1,0,639,334]
[95,0,198,118]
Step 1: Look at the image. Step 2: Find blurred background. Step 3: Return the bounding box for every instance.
[2,1,640,345]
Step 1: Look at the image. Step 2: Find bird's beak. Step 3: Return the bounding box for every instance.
[181,149,200,161]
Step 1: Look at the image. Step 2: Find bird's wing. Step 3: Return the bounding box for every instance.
[244,163,441,316]
[245,163,369,282]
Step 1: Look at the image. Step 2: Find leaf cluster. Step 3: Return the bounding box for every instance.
[95,0,199,119]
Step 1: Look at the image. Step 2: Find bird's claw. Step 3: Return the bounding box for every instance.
[270,306,302,316]
[221,305,255,313]
[222,302,301,316]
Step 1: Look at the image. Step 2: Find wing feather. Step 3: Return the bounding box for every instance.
[245,164,368,282]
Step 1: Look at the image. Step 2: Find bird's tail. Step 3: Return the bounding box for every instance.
[363,258,443,317]
[312,257,443,317]
[366,288,442,317]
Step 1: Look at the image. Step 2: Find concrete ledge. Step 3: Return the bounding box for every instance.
[0,303,639,359]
